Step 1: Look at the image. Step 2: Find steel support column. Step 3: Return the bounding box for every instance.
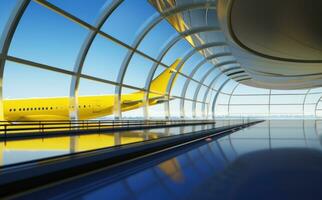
[302,89,311,117]
[0,0,30,121]
[69,0,123,120]
[268,89,271,117]
[227,83,239,116]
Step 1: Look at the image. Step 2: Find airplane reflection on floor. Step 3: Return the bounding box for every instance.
[1,123,241,166]
[19,120,322,200]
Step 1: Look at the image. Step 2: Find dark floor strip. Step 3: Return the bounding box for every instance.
[0,121,262,198]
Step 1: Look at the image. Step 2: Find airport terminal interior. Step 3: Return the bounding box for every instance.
[0,0,322,199]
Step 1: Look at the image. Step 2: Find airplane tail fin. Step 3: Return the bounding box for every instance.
[150,59,182,95]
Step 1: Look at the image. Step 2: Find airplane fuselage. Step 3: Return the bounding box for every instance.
[3,93,160,121]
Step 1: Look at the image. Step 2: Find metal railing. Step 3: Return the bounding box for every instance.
[0,119,216,137]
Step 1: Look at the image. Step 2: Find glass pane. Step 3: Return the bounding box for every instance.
[185,81,198,99]
[82,35,127,82]
[204,102,211,118]
[270,95,305,104]
[161,39,192,66]
[170,75,186,97]
[270,105,303,115]
[184,100,193,118]
[198,86,207,101]
[229,105,269,116]
[215,105,228,117]
[192,62,212,81]
[181,53,203,75]
[101,0,157,45]
[204,69,220,86]
[138,20,178,59]
[9,2,88,71]
[206,90,215,104]
[47,0,113,24]
[78,78,114,96]
[303,104,315,116]
[195,103,203,118]
[123,53,153,88]
[230,95,269,105]
[169,98,180,118]
[213,75,227,90]
[217,94,230,105]
[3,61,71,99]
[148,92,165,119]
[222,81,238,94]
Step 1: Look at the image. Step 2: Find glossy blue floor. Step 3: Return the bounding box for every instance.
[16,120,322,200]
[0,121,245,166]
[0,124,214,166]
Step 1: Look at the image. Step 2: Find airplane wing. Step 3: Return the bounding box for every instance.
[121,96,175,106]
[154,97,175,103]
[121,99,143,106]
[16,115,69,121]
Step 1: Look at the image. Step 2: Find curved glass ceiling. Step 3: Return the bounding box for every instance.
[0,0,321,120]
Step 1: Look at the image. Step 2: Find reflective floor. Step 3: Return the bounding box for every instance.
[18,120,322,200]
[0,121,244,167]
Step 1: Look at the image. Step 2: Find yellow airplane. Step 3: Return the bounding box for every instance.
[3,59,182,121]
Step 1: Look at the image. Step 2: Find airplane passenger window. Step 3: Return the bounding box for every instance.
[13,109,16,112]
[19,108,21,111]
[9,109,12,112]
